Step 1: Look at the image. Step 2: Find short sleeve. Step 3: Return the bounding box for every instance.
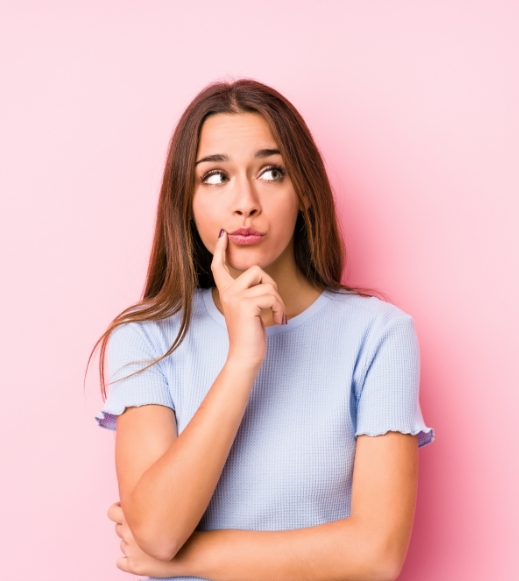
[354,314,434,448]
[94,321,175,431]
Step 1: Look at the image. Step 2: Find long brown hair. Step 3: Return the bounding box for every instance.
[87,79,366,399]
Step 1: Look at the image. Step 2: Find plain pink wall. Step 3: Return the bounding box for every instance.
[1,1,517,579]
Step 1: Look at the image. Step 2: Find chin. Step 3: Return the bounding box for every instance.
[226,248,273,273]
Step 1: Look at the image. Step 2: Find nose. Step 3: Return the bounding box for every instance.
[232,176,261,218]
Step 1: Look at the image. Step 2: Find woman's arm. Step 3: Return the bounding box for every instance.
[114,431,418,581]
[115,358,259,561]
[115,231,287,561]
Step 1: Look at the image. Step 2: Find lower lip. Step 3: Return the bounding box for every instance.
[228,234,264,245]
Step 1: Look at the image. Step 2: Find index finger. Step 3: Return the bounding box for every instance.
[211,229,234,290]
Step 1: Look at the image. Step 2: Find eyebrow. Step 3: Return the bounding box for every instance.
[195,148,281,165]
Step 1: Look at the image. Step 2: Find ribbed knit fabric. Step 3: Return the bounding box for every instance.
[96,288,434,581]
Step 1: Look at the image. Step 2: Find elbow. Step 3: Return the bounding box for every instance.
[131,522,185,562]
[359,559,402,581]
[364,543,406,581]
[371,562,403,581]
[134,531,183,562]
[122,500,188,561]
[139,540,178,562]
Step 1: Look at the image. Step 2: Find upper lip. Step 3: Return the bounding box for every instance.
[228,228,265,236]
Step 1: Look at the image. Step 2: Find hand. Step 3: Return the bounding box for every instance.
[107,501,181,578]
[211,230,287,367]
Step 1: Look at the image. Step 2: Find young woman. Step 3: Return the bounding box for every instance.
[92,79,434,581]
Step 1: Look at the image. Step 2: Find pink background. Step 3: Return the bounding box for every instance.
[1,1,517,579]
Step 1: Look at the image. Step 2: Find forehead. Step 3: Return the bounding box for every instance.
[197,113,278,156]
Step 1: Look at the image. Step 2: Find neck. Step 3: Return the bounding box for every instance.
[212,243,324,325]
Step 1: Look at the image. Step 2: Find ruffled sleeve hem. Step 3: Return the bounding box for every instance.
[94,320,176,431]
[95,409,120,431]
[95,388,175,431]
[355,425,435,448]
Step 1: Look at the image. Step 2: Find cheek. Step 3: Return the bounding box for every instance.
[266,195,300,241]
[192,193,220,247]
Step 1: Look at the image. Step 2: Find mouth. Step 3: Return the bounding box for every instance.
[227,227,265,245]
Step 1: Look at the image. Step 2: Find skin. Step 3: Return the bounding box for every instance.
[107,112,419,581]
[193,112,322,328]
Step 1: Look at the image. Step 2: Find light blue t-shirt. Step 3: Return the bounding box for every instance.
[96,287,434,581]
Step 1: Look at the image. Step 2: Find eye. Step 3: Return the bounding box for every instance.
[259,165,286,182]
[201,170,229,185]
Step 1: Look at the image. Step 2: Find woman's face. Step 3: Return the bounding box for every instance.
[192,112,301,276]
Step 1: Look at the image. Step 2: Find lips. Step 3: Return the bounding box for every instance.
[227,227,265,245]
[229,228,264,236]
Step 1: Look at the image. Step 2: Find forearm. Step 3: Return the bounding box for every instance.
[167,518,397,581]
[125,358,259,559]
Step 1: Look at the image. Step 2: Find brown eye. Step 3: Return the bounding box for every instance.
[202,170,228,185]
[259,166,285,182]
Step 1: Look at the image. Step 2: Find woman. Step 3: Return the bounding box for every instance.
[92,79,434,580]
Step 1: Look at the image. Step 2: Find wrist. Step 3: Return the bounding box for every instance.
[224,354,263,376]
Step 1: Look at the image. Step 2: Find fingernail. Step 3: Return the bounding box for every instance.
[218,229,225,238]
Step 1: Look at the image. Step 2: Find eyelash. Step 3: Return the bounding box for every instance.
[200,164,287,184]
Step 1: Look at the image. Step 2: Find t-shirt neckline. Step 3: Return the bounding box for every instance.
[202,286,331,336]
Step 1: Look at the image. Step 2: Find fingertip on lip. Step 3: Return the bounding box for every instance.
[218,229,225,238]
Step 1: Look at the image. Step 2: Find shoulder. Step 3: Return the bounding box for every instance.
[109,290,209,355]
[322,288,413,330]
[318,289,418,358]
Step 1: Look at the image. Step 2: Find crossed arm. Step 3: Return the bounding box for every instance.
[109,365,418,581]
